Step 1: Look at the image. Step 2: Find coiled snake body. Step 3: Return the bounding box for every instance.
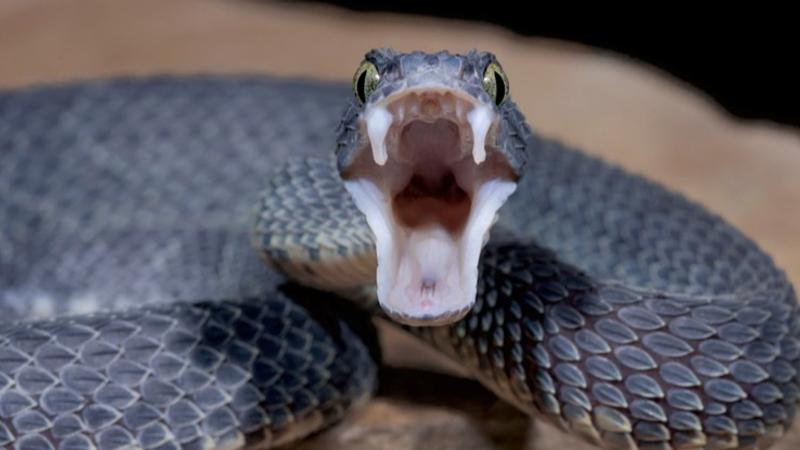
[1,50,798,450]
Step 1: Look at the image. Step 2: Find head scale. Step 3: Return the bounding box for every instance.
[335,48,533,325]
[337,49,530,173]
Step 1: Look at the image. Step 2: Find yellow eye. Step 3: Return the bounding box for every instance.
[482,62,509,106]
[353,61,381,104]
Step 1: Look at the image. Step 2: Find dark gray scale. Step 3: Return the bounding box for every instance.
[536,392,561,417]
[624,373,664,399]
[82,404,122,431]
[537,281,570,303]
[595,287,641,306]
[34,344,78,373]
[761,320,790,343]
[238,406,270,434]
[729,360,770,384]
[16,367,58,395]
[78,340,121,369]
[549,335,581,362]
[768,359,797,383]
[780,383,799,405]
[232,383,267,412]
[123,337,162,364]
[730,400,764,421]
[0,348,30,374]
[753,383,784,405]
[593,406,632,433]
[690,356,729,378]
[585,356,622,382]
[551,304,586,329]
[123,403,162,431]
[60,434,94,450]
[591,383,628,408]
[642,332,693,357]
[166,400,204,428]
[659,362,700,388]
[614,346,657,371]
[553,363,587,388]
[705,415,738,434]
[595,319,639,345]
[698,339,744,361]
[633,421,670,442]
[666,389,704,412]
[107,360,149,387]
[575,329,611,355]
[745,340,780,364]
[203,407,239,438]
[558,386,592,411]
[718,323,760,345]
[60,365,107,395]
[523,318,545,342]
[140,377,183,407]
[644,298,690,316]
[691,306,736,325]
[780,337,800,361]
[668,411,701,432]
[763,404,789,424]
[15,435,55,450]
[630,399,667,422]
[53,326,96,352]
[736,307,772,326]
[704,379,748,403]
[738,419,766,436]
[52,414,85,438]
[667,316,716,340]
[532,368,556,395]
[576,293,614,316]
[40,388,84,416]
[617,306,665,331]
[704,402,726,416]
[11,410,51,434]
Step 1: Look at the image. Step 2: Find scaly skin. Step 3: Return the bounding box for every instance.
[1,50,798,450]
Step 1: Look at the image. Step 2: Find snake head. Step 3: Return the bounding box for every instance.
[335,49,532,326]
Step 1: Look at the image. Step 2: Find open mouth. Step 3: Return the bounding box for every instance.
[342,88,517,325]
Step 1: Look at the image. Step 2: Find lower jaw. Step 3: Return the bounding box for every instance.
[343,97,516,325]
[343,176,517,326]
[383,303,473,326]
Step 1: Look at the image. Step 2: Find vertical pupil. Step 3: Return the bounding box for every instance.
[357,70,368,102]
[493,71,506,105]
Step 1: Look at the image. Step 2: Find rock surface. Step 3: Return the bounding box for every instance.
[1,1,798,449]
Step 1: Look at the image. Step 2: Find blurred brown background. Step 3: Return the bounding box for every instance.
[1,1,798,449]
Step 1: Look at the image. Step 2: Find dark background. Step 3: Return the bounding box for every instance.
[318,1,799,126]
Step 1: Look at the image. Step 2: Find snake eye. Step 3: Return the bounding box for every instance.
[482,62,509,106]
[353,61,381,104]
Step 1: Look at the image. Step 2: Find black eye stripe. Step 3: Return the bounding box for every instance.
[356,70,368,103]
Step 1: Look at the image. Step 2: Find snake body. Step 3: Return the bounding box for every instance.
[1,50,799,450]
[0,78,378,450]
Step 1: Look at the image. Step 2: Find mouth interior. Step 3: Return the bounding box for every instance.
[343,90,517,325]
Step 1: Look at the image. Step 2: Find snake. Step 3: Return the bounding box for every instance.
[0,48,797,450]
